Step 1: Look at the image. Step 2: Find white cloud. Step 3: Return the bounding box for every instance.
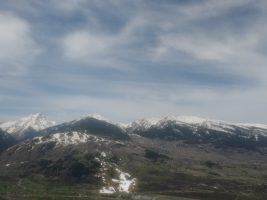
[177,0,253,20]
[150,1,267,79]
[62,31,115,62]
[6,83,266,124]
[156,32,260,62]
[49,0,87,11]
[0,12,41,75]
[1,0,267,123]
[61,15,149,69]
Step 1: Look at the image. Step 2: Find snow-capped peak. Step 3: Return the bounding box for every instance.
[78,113,108,121]
[129,117,161,130]
[129,116,212,129]
[0,113,56,136]
[78,114,127,130]
[167,116,210,124]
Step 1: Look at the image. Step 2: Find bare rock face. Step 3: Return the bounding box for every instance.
[0,129,16,151]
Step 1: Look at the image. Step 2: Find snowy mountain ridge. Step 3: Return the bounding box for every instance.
[1,113,267,134]
[55,114,267,138]
[1,113,267,142]
[128,115,267,130]
[126,116,267,139]
[128,116,218,129]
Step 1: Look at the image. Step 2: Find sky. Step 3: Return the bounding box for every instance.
[1,0,267,123]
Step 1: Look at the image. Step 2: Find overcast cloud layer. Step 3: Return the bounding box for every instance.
[0,0,267,123]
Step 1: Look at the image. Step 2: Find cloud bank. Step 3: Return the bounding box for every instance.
[0,12,41,75]
[0,0,267,123]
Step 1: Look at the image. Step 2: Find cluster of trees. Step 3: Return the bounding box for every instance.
[29,153,101,182]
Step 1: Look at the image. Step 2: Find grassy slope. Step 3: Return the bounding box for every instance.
[1,138,267,200]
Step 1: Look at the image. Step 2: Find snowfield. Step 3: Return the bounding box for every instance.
[99,186,116,194]
[114,168,136,193]
[97,152,136,194]
[99,168,136,194]
[33,131,111,147]
[35,132,90,146]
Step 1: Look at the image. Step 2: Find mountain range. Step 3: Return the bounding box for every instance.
[0,113,267,199]
[1,113,267,151]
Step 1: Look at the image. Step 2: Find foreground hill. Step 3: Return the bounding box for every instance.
[40,116,129,141]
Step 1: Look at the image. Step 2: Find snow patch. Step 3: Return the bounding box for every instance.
[255,134,259,141]
[32,131,116,149]
[99,186,116,194]
[168,116,208,124]
[130,118,161,130]
[97,154,136,194]
[239,123,267,130]
[101,152,107,158]
[114,168,136,193]
[99,168,136,194]
[35,131,90,146]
